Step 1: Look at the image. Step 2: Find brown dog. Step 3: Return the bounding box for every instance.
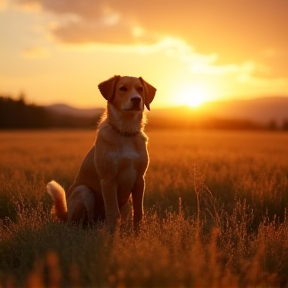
[47,76,156,230]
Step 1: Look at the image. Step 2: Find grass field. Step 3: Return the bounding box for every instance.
[0,129,288,287]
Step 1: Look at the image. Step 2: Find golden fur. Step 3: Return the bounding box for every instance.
[47,76,156,230]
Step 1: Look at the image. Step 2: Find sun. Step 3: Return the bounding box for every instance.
[180,84,210,108]
[166,81,216,108]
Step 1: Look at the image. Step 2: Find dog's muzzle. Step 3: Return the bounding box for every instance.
[129,96,142,110]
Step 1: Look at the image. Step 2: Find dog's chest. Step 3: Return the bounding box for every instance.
[110,138,147,172]
[111,140,140,163]
[119,142,139,159]
[117,142,146,191]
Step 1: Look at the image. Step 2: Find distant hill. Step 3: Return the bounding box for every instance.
[45,104,104,118]
[43,104,104,129]
[147,96,288,130]
[1,95,287,129]
[198,97,288,124]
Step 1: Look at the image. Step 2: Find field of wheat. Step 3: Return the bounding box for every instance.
[0,129,288,287]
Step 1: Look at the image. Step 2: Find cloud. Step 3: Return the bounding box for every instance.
[12,0,288,86]
[52,20,130,45]
[130,36,282,89]
[237,73,288,88]
[231,60,288,89]
[13,0,160,46]
[152,38,257,81]
[22,47,49,58]
[13,0,288,54]
[13,0,102,19]
[50,17,157,45]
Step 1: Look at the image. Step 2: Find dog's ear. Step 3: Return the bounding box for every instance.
[139,77,156,111]
[98,75,121,101]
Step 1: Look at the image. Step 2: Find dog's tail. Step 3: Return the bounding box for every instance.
[47,180,68,222]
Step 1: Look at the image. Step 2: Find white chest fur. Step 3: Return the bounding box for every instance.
[108,139,144,193]
[109,140,142,170]
[117,142,139,159]
[95,126,148,184]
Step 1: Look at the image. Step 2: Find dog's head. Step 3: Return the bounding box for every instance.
[98,76,156,111]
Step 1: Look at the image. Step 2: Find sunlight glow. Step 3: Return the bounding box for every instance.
[179,84,211,108]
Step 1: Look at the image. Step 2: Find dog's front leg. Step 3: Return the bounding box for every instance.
[132,176,145,229]
[100,178,121,232]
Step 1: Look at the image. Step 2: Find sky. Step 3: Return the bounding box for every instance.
[0,0,287,108]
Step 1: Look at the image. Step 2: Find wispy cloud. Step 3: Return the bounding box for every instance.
[51,19,140,45]
[12,0,158,45]
[13,0,288,58]
[238,74,288,89]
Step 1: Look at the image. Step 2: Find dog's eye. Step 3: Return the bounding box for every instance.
[119,86,128,92]
[137,86,143,93]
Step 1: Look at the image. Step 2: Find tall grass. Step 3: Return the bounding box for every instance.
[0,130,288,287]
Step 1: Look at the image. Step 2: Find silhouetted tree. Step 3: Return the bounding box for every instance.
[281,119,288,131]
[267,119,278,130]
[0,96,50,129]
[0,95,100,129]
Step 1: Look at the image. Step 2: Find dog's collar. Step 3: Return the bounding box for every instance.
[109,124,140,137]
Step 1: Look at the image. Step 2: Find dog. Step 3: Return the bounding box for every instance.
[47,75,156,231]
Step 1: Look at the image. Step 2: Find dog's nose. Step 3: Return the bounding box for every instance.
[131,96,141,104]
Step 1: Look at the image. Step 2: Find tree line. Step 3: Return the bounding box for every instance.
[0,95,100,129]
[1,95,287,130]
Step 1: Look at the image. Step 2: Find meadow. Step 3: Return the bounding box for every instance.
[0,129,288,287]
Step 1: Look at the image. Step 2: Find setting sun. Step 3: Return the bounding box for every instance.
[179,84,211,108]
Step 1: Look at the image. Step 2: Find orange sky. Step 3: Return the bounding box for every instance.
[0,0,287,108]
